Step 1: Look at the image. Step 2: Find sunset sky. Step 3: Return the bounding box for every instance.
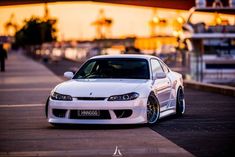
[0,2,234,40]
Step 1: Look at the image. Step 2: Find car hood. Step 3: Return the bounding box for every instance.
[55,79,149,97]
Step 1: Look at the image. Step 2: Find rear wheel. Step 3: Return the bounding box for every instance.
[176,87,185,116]
[147,93,160,125]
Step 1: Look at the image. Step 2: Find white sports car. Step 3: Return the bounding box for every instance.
[46,55,185,125]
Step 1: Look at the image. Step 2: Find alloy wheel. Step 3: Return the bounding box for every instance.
[147,96,160,124]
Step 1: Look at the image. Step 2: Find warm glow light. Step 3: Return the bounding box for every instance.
[134,37,177,51]
[177,17,184,24]
[216,17,222,25]
[172,31,179,37]
[153,16,159,23]
[215,14,222,25]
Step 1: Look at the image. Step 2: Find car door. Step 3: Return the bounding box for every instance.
[150,59,171,111]
[158,60,174,109]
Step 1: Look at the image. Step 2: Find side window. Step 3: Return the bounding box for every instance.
[159,61,169,73]
[150,59,164,77]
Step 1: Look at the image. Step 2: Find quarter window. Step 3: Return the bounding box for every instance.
[159,61,169,73]
[150,59,164,77]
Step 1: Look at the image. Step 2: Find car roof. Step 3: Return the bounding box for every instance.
[90,54,158,60]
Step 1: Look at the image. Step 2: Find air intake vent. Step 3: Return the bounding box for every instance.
[53,109,67,118]
[76,97,106,101]
[114,110,132,118]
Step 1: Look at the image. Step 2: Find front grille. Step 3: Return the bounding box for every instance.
[53,109,67,118]
[114,110,132,118]
[69,110,111,119]
[76,97,106,101]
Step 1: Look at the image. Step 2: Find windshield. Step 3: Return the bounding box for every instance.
[73,58,150,79]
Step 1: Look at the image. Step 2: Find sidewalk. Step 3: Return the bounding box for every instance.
[0,52,194,157]
[0,52,61,105]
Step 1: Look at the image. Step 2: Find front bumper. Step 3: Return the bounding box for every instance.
[47,97,148,124]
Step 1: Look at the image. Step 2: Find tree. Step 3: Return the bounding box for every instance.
[14,17,57,47]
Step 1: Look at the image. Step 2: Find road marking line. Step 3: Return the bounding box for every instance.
[0,88,51,92]
[0,104,44,108]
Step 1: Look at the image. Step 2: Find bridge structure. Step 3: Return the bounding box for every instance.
[0,0,232,10]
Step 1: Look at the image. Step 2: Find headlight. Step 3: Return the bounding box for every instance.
[50,92,72,101]
[108,92,139,101]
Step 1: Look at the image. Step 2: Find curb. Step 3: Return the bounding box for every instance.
[184,80,235,97]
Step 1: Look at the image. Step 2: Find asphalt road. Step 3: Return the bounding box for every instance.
[152,88,235,157]
[43,57,235,157]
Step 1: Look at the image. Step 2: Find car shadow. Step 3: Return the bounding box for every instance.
[46,114,188,130]
[47,123,146,130]
[158,114,179,122]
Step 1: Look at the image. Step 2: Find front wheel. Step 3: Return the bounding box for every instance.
[176,87,185,116]
[147,93,160,125]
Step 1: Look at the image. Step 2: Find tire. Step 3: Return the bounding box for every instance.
[147,93,160,125]
[50,123,63,128]
[45,97,49,118]
[176,87,185,116]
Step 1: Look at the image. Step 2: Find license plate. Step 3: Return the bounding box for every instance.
[77,110,100,117]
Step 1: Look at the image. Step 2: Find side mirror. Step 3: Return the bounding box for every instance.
[154,72,166,80]
[64,71,74,79]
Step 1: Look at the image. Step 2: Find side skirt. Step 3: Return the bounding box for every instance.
[159,108,176,119]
